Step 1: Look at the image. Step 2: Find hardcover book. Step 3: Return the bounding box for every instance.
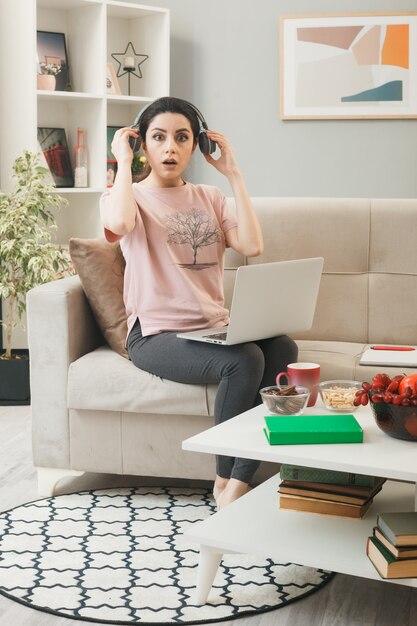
[373,527,417,560]
[279,492,373,518]
[279,464,376,486]
[377,512,417,547]
[367,536,417,578]
[278,481,381,506]
[282,477,386,498]
[264,414,363,445]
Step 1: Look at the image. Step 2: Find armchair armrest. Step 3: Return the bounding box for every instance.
[26,275,104,468]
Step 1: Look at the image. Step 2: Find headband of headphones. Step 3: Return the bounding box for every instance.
[129,98,216,155]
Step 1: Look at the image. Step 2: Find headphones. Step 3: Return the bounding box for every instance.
[128,99,216,155]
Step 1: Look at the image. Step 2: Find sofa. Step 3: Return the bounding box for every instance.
[26,197,417,496]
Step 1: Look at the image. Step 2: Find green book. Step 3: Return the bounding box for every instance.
[367,535,417,578]
[263,414,363,445]
[377,512,417,547]
[280,464,376,486]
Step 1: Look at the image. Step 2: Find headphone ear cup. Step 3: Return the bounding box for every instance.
[198,131,209,155]
[199,130,216,155]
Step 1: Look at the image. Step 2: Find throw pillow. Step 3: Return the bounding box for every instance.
[69,238,128,358]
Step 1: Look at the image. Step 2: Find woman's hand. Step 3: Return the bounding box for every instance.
[203,130,240,179]
[111,127,138,165]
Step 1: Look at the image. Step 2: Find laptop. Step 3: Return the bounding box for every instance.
[176,257,324,345]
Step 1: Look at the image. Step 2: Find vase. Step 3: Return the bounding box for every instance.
[37,74,56,90]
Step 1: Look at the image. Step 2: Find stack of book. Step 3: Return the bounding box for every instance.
[278,464,386,518]
[367,512,417,578]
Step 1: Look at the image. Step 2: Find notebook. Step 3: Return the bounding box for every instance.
[359,346,417,367]
[176,257,324,345]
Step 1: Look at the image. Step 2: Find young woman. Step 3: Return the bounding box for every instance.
[100,97,298,509]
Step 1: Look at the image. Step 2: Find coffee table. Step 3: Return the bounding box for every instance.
[182,402,417,604]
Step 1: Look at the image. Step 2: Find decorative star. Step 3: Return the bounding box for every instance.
[111,42,149,79]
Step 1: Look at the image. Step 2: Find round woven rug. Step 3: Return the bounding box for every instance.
[0,487,334,624]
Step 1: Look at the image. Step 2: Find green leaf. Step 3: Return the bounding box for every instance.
[0,150,71,354]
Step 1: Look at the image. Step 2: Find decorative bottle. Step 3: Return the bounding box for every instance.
[74,127,88,187]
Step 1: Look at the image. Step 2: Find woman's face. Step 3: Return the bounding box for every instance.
[141,112,196,186]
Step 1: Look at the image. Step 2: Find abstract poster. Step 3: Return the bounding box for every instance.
[280,13,417,119]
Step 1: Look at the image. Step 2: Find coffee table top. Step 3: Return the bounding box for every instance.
[183,402,417,482]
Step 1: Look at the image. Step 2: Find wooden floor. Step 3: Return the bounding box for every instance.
[0,406,416,626]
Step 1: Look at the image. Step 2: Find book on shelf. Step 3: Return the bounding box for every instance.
[281,477,386,498]
[279,464,378,487]
[377,512,417,547]
[367,536,417,578]
[263,414,363,445]
[373,527,417,560]
[278,480,383,506]
[279,492,373,518]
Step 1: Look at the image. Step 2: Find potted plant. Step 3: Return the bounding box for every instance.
[131,153,147,182]
[0,150,73,404]
[37,62,61,91]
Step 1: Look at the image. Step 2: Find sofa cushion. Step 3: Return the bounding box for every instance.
[296,340,365,381]
[68,346,218,415]
[297,339,417,383]
[249,197,370,273]
[69,238,128,358]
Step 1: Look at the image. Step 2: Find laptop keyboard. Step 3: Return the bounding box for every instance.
[203,332,228,341]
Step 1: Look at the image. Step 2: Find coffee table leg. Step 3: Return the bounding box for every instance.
[194,545,223,605]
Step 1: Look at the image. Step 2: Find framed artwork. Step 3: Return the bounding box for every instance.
[37,127,74,188]
[280,12,417,119]
[106,63,121,95]
[106,126,122,186]
[37,31,71,92]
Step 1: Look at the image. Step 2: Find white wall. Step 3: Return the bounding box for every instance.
[124,0,417,198]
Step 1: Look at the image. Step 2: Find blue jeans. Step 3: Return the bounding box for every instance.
[127,319,298,484]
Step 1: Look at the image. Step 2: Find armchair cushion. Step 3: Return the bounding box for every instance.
[68,345,217,415]
[69,238,128,357]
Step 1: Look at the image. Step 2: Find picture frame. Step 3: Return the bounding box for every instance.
[106,63,122,95]
[106,126,122,186]
[280,12,417,119]
[37,127,74,188]
[36,31,71,92]
[106,161,118,187]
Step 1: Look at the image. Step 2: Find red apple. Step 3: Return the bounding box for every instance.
[399,374,417,395]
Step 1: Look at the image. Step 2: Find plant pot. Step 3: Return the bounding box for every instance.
[0,350,30,405]
[37,74,56,90]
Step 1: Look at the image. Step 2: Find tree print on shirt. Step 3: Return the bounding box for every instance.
[165,207,222,270]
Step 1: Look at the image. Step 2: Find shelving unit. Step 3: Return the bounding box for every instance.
[0,0,169,347]
[0,0,170,242]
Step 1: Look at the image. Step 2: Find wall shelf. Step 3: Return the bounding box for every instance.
[107,94,154,105]
[37,91,103,101]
